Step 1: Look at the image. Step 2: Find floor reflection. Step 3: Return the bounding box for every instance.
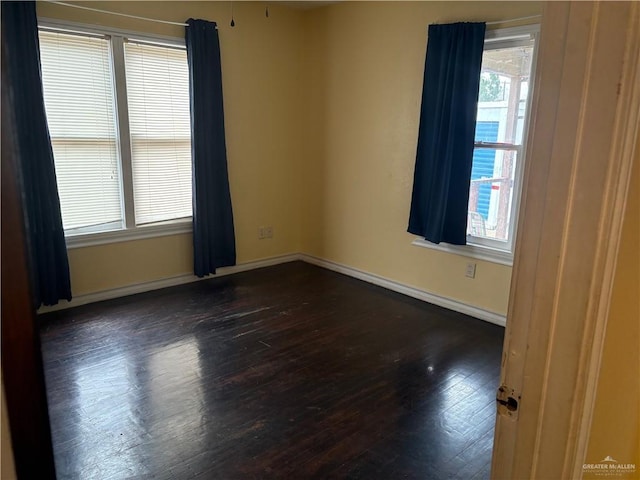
[69,344,142,477]
[40,261,502,479]
[147,339,205,473]
[52,326,205,478]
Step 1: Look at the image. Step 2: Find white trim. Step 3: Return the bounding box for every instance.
[485,24,540,42]
[507,28,539,261]
[486,15,541,27]
[38,17,186,46]
[300,254,506,327]
[38,253,302,313]
[570,5,640,475]
[110,35,136,230]
[65,220,192,248]
[40,250,506,326]
[411,238,513,266]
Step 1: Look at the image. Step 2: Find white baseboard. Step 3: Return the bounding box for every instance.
[39,252,506,327]
[38,253,301,314]
[299,254,506,327]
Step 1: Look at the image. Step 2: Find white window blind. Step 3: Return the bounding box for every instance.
[39,30,123,233]
[124,40,192,226]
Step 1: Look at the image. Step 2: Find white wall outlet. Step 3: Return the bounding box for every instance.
[465,262,477,279]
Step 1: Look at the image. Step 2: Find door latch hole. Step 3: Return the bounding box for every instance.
[497,396,518,411]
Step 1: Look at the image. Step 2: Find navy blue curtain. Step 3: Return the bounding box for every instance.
[408,22,486,245]
[185,19,236,277]
[1,1,72,306]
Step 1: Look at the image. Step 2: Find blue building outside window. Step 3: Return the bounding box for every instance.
[471,121,499,220]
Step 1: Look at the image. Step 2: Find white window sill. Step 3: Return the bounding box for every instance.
[65,220,192,249]
[411,237,513,266]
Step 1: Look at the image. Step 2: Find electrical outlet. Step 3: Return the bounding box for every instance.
[465,262,476,279]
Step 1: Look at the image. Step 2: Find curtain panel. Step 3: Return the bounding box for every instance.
[185,19,236,277]
[1,1,72,306]
[408,22,486,245]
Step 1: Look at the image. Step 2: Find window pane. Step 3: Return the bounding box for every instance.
[468,149,518,242]
[39,30,123,233]
[124,41,192,226]
[469,41,535,245]
[476,43,534,145]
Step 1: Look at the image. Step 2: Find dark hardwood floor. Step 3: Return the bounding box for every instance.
[39,261,504,479]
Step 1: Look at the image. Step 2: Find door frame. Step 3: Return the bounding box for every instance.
[491,2,640,479]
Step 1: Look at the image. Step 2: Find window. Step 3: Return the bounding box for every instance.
[39,31,122,235]
[413,25,538,265]
[39,24,192,246]
[125,41,192,225]
[468,30,536,254]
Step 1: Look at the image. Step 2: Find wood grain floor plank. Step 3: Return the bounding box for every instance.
[40,261,503,479]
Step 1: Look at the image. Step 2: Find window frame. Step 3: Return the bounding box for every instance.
[38,18,193,249]
[412,24,540,266]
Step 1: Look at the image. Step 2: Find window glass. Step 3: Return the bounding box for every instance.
[39,28,194,238]
[125,41,192,225]
[468,41,534,245]
[40,30,123,233]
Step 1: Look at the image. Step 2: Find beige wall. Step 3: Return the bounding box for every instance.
[37,1,306,295]
[300,1,541,315]
[584,137,639,475]
[38,1,543,314]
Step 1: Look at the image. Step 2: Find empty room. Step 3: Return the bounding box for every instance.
[2,1,638,479]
